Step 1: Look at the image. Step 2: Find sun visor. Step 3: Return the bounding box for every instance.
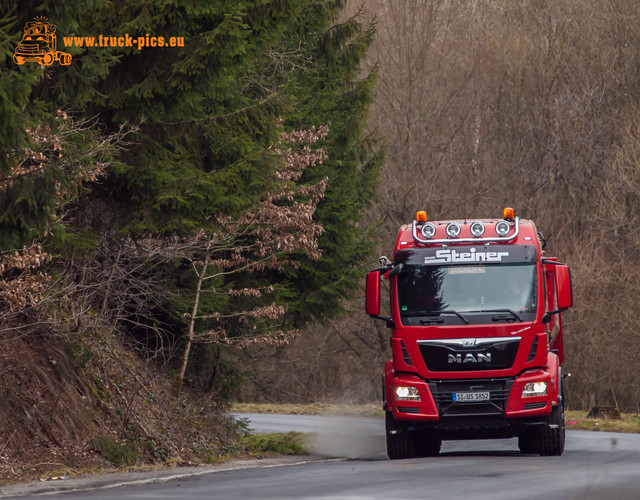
[395,245,538,266]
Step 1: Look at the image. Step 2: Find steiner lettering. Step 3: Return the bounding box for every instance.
[425,248,509,264]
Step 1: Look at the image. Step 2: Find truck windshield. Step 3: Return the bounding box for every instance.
[396,263,537,322]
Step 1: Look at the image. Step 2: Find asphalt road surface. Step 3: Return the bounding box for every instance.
[3,414,639,499]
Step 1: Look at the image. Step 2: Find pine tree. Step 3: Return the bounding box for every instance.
[52,0,382,328]
[1,0,382,394]
[49,1,302,236]
[0,1,117,251]
[255,1,384,325]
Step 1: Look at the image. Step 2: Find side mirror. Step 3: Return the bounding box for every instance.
[366,271,381,316]
[542,263,573,323]
[555,265,572,310]
[366,270,395,328]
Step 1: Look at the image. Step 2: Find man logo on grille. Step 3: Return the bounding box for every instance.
[448,353,492,364]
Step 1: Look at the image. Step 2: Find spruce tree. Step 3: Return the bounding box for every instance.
[51,0,383,328]
[2,0,382,392]
[0,1,113,250]
[257,1,384,325]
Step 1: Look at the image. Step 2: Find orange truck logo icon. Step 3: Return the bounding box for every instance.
[13,17,71,66]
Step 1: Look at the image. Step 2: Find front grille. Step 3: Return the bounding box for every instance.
[428,378,513,417]
[418,337,520,372]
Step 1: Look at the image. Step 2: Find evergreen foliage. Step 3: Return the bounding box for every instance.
[1,0,382,393]
[280,3,383,324]
[0,1,117,250]
[67,0,299,234]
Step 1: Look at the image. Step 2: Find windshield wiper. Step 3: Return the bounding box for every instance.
[483,309,523,322]
[408,310,469,324]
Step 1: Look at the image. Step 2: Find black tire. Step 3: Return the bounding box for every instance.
[386,411,417,459]
[535,403,565,456]
[518,430,537,454]
[416,433,442,457]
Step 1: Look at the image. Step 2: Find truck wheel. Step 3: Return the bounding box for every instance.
[416,433,441,457]
[386,412,417,459]
[536,403,565,456]
[13,54,24,65]
[517,430,537,454]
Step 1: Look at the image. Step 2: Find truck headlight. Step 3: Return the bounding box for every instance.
[522,381,548,397]
[394,386,421,401]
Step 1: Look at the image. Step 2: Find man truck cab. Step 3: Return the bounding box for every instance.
[367,208,572,458]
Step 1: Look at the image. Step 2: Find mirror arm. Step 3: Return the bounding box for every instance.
[387,263,404,277]
[541,258,565,266]
[370,264,392,273]
[369,315,396,329]
[541,307,569,324]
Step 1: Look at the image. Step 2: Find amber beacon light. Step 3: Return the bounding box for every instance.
[503,207,515,220]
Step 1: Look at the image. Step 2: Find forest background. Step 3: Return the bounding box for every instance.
[245,0,640,415]
[1,0,640,476]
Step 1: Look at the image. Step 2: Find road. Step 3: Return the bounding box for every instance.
[2,414,639,499]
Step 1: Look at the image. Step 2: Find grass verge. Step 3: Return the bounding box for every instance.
[241,432,309,457]
[566,410,640,433]
[230,402,384,418]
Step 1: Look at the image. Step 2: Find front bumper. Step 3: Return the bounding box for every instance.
[388,369,554,422]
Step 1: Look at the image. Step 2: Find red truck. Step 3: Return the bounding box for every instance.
[366,208,572,458]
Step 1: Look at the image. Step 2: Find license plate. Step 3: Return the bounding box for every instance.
[453,391,490,402]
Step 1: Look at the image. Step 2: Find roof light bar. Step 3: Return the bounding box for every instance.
[411,217,520,245]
